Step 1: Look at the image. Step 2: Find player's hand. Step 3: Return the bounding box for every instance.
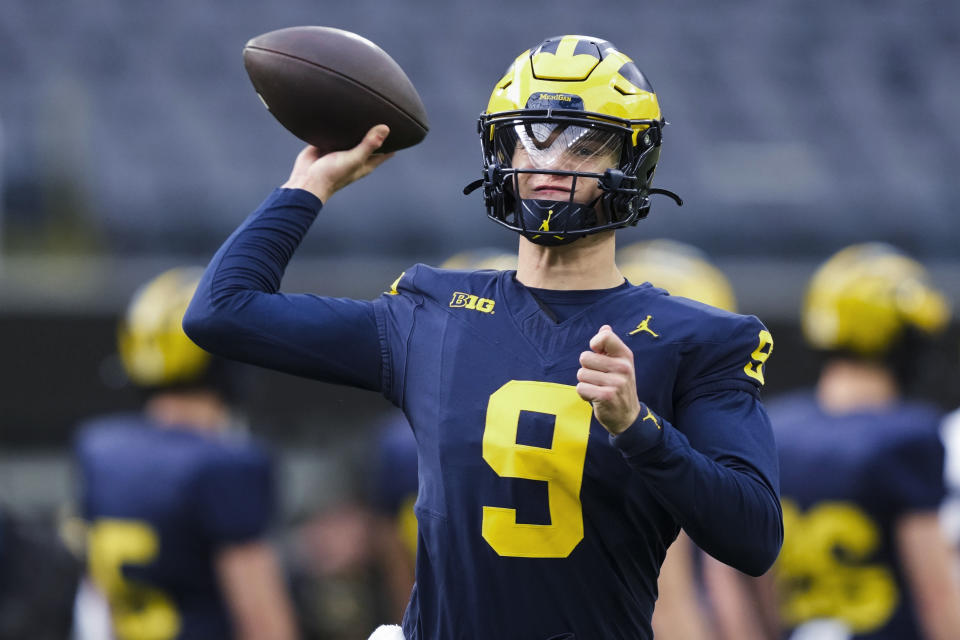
[576,325,641,435]
[282,124,394,203]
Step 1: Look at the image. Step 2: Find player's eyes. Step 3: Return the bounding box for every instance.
[570,145,601,157]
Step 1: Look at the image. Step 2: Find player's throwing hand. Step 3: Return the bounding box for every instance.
[282,124,394,203]
[577,325,642,435]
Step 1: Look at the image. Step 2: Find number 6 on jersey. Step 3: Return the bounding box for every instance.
[482,380,593,558]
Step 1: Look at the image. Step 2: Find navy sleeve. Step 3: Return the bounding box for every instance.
[183,188,383,391]
[612,314,782,576]
[195,446,276,544]
[674,314,773,405]
[882,426,947,513]
[612,394,782,576]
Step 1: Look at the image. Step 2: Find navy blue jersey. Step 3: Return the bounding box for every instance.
[769,393,946,640]
[184,188,782,640]
[76,414,275,640]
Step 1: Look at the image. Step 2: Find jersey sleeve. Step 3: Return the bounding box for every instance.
[183,188,383,391]
[371,266,427,407]
[194,445,276,545]
[674,313,774,408]
[610,311,782,576]
[612,390,782,576]
[880,422,947,513]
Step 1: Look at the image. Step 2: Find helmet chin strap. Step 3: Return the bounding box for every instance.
[518,198,599,246]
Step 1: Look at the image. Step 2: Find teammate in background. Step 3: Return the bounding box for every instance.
[74,267,298,640]
[185,35,782,640]
[706,243,960,640]
[618,239,738,640]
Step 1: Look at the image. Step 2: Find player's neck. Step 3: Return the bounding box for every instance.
[816,358,901,414]
[516,232,623,291]
[145,390,232,433]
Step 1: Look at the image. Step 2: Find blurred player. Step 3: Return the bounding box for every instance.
[74,267,298,640]
[707,243,960,640]
[185,35,783,639]
[619,239,737,640]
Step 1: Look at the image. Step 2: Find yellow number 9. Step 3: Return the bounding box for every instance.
[482,380,593,558]
[88,519,181,640]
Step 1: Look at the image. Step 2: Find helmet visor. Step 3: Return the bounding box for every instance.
[496,123,623,174]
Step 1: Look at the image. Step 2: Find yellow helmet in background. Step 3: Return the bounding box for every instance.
[440,248,518,271]
[617,240,737,312]
[802,243,950,358]
[117,267,211,388]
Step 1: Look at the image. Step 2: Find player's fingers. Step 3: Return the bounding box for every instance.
[579,350,630,374]
[357,124,390,156]
[576,367,622,388]
[575,381,606,403]
[588,325,613,353]
[589,325,632,358]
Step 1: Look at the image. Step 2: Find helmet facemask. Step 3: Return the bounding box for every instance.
[476,109,663,245]
[464,35,683,243]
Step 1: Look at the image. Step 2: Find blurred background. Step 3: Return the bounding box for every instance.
[1,0,959,636]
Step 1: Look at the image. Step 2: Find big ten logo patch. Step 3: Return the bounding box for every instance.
[449,292,495,314]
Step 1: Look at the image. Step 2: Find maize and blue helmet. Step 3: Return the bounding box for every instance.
[466,35,681,246]
[802,243,950,358]
[118,267,212,389]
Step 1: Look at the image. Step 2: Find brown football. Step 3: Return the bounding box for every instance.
[243,26,429,154]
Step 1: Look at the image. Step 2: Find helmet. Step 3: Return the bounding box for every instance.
[802,243,950,358]
[617,240,737,312]
[118,267,212,388]
[466,35,681,246]
[440,248,518,271]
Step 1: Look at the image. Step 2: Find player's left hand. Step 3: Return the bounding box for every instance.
[576,325,641,435]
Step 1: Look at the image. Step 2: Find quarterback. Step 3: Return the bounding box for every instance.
[185,35,782,639]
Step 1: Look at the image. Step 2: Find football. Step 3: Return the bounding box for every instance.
[243,26,429,154]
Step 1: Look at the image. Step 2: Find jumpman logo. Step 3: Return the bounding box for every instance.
[628,315,659,338]
[539,209,555,232]
[641,406,661,430]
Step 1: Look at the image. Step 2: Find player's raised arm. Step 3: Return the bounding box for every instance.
[183,126,397,391]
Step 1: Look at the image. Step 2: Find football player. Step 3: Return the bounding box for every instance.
[706,244,960,640]
[74,267,298,640]
[185,35,782,640]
